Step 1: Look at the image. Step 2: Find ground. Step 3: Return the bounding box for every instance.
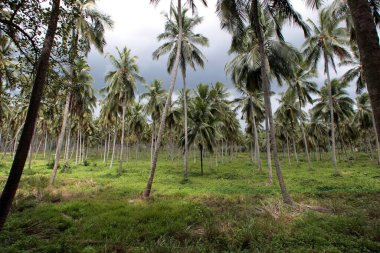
[0,152,379,253]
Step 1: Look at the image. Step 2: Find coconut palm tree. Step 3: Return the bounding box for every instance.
[312,79,354,165]
[220,1,308,204]
[287,58,318,169]
[144,0,208,198]
[184,83,222,175]
[303,8,350,176]
[103,47,143,175]
[0,0,61,231]
[50,0,112,184]
[152,5,208,180]
[140,80,167,161]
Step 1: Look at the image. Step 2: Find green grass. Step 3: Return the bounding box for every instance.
[0,152,379,252]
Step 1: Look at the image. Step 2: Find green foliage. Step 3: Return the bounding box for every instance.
[0,153,379,252]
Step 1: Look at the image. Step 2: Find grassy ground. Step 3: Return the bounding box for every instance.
[0,152,379,252]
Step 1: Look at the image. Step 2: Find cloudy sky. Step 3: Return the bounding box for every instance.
[87,0,353,115]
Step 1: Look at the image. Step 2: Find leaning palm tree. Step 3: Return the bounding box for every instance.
[104,47,143,175]
[152,5,208,180]
[303,8,350,176]
[287,58,318,169]
[144,0,208,198]
[219,0,309,204]
[50,0,112,185]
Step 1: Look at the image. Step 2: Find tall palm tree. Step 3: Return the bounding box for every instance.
[303,8,350,176]
[312,79,354,163]
[144,0,208,198]
[219,0,309,204]
[140,80,167,162]
[152,5,208,180]
[50,0,112,184]
[104,47,143,175]
[287,58,318,169]
[328,0,380,142]
[0,0,61,231]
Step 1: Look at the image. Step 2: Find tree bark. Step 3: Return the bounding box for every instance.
[200,144,204,176]
[265,117,273,184]
[119,102,126,174]
[250,96,262,171]
[0,0,60,230]
[50,93,70,184]
[371,112,380,166]
[251,0,292,205]
[325,54,339,176]
[110,124,117,170]
[182,72,189,179]
[348,0,380,146]
[143,0,183,198]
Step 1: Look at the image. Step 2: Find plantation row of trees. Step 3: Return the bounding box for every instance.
[0,0,380,230]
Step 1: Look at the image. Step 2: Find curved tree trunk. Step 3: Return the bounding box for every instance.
[0,0,60,230]
[50,93,70,184]
[143,0,183,198]
[251,0,293,205]
[348,1,380,147]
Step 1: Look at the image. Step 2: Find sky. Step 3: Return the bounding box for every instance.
[87,0,354,119]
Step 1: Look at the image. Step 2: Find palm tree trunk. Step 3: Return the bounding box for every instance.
[324,54,339,176]
[0,0,60,230]
[119,102,126,174]
[291,132,299,163]
[182,73,189,179]
[143,0,183,198]
[103,129,107,164]
[50,92,70,185]
[250,97,262,171]
[110,124,117,170]
[265,117,273,184]
[286,133,291,165]
[367,132,374,160]
[75,126,79,164]
[348,1,380,146]
[150,120,155,162]
[64,107,72,163]
[43,130,48,159]
[200,144,204,176]
[251,0,292,205]
[297,93,311,169]
[371,112,380,165]
[106,131,111,164]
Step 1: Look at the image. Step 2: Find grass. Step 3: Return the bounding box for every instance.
[0,152,379,252]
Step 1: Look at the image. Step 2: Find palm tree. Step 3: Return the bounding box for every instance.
[50,0,112,184]
[219,0,309,204]
[140,80,167,162]
[303,8,350,176]
[312,79,354,165]
[287,58,318,169]
[144,0,208,198]
[0,0,61,231]
[328,0,380,146]
[104,47,143,175]
[354,93,380,165]
[184,83,222,175]
[152,5,208,180]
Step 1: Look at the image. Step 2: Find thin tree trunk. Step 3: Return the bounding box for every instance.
[291,131,299,163]
[106,131,111,164]
[367,132,374,160]
[200,144,204,176]
[43,130,48,159]
[182,73,189,179]
[103,129,107,164]
[265,117,273,184]
[50,92,70,185]
[348,1,380,146]
[0,0,60,230]
[251,0,292,205]
[119,103,126,174]
[286,133,291,165]
[297,94,311,169]
[110,124,117,170]
[143,0,183,198]
[251,97,262,171]
[325,54,339,176]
